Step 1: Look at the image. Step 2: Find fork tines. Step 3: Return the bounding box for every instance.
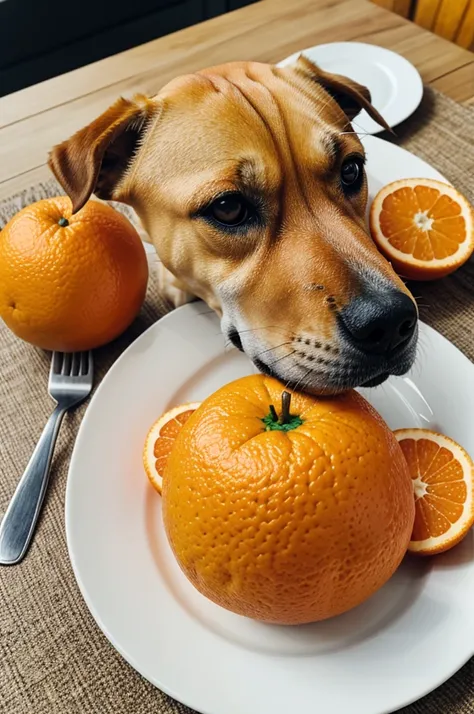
[52,351,93,378]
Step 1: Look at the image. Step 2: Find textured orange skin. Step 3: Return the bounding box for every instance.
[163,375,415,625]
[0,197,148,351]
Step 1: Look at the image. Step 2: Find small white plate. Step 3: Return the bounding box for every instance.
[278,42,423,134]
[66,138,474,714]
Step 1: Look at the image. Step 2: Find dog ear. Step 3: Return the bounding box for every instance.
[293,55,391,132]
[48,95,159,213]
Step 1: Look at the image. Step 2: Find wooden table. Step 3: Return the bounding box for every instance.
[1,0,473,203]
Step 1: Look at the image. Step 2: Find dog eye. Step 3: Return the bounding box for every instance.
[341,159,362,187]
[208,194,250,227]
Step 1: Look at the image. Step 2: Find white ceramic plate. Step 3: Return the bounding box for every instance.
[278,42,423,134]
[66,138,474,714]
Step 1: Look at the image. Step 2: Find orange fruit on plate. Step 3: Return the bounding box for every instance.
[161,374,415,624]
[369,178,474,281]
[0,197,148,351]
[143,402,201,494]
[395,428,474,555]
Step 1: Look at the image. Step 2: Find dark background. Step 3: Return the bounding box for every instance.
[0,0,258,97]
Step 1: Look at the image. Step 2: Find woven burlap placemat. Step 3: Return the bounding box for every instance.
[0,86,473,714]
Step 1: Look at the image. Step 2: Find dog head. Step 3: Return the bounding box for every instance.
[49,58,418,394]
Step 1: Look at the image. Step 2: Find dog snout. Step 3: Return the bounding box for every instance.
[339,290,417,356]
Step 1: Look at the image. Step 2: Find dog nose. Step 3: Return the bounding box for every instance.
[339,290,417,355]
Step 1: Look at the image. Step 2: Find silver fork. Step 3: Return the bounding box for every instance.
[0,351,93,565]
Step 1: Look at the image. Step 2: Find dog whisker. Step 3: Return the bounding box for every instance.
[314,91,343,122]
[286,366,312,394]
[236,326,292,336]
[298,367,316,394]
[413,296,430,309]
[414,331,429,370]
[216,325,294,338]
[339,130,371,138]
[270,350,297,368]
[255,341,293,358]
[352,118,371,135]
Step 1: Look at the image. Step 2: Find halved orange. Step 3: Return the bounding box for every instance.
[395,428,474,555]
[143,402,201,494]
[370,178,474,281]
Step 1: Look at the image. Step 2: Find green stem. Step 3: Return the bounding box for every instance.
[262,390,303,432]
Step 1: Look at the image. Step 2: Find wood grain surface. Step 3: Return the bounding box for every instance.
[0,0,473,202]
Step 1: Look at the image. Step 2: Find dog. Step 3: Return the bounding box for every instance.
[48,57,418,395]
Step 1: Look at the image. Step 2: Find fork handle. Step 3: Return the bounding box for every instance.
[0,405,66,565]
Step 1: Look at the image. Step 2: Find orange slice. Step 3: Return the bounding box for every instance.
[143,402,201,494]
[370,178,474,281]
[395,428,474,555]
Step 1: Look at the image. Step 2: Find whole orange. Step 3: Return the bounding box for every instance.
[162,375,415,624]
[0,197,148,351]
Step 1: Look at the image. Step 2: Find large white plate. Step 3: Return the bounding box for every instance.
[278,42,423,134]
[66,138,474,714]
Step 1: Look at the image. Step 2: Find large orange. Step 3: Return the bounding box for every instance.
[162,375,415,625]
[0,197,148,351]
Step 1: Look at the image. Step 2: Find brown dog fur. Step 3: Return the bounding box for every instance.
[49,58,417,394]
